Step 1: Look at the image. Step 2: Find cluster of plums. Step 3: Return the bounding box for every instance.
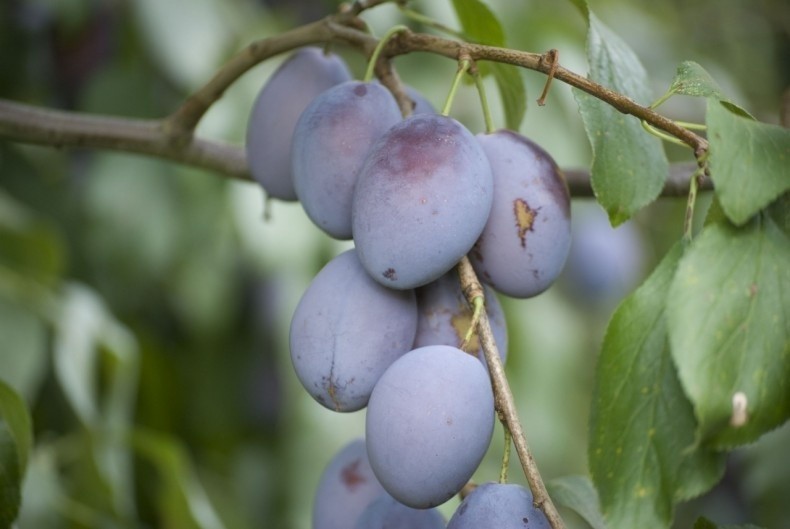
[246,47,569,528]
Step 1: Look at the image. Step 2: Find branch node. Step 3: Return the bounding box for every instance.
[537,49,559,107]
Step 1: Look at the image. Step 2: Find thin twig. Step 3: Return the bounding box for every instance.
[457,257,565,529]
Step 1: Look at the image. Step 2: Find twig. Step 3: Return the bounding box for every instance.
[457,257,565,529]
[0,99,249,179]
[0,98,709,196]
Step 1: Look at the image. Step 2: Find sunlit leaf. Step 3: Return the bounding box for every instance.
[0,380,33,528]
[574,14,669,225]
[53,283,139,518]
[547,475,607,529]
[706,100,790,226]
[590,243,725,528]
[668,216,790,448]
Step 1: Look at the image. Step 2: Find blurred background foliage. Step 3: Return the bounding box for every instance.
[0,0,788,528]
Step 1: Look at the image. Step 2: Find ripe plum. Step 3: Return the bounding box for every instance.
[246,47,351,200]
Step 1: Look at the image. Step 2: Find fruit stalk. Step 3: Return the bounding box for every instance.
[457,256,566,529]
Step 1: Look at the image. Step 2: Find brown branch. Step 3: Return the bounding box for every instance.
[0,100,250,180]
[0,98,712,196]
[162,10,707,157]
[0,98,710,196]
[457,257,565,529]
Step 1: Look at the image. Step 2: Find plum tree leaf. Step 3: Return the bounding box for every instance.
[450,0,505,46]
[669,61,726,99]
[693,517,765,529]
[547,475,607,529]
[662,61,752,118]
[490,63,526,131]
[706,100,790,226]
[132,429,226,529]
[590,243,725,528]
[450,0,526,130]
[0,379,33,528]
[667,216,790,449]
[574,13,669,225]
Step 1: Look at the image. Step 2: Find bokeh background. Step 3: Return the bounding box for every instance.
[1,0,788,528]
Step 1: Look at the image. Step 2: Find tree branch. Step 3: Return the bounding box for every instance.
[0,99,248,179]
[0,98,709,196]
[457,257,565,529]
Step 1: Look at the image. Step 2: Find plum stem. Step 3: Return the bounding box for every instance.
[398,6,468,40]
[460,296,485,352]
[363,25,409,83]
[442,58,472,116]
[471,65,495,134]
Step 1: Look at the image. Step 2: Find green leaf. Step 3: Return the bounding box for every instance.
[0,298,48,402]
[567,0,589,19]
[490,63,527,131]
[667,216,790,448]
[706,100,790,226]
[450,0,505,46]
[53,283,139,517]
[0,189,65,287]
[132,429,226,529]
[669,61,725,100]
[547,475,607,529]
[766,192,789,237]
[450,0,527,130]
[664,61,752,118]
[574,14,669,225]
[590,243,725,528]
[0,379,33,528]
[693,517,765,529]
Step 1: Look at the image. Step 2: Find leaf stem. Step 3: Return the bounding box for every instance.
[641,120,688,148]
[363,25,409,82]
[683,164,705,242]
[674,120,707,131]
[650,88,675,109]
[442,58,472,116]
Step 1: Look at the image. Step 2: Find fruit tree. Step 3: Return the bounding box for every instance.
[0,1,788,528]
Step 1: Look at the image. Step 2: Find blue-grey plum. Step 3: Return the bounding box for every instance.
[352,114,493,289]
[447,482,550,529]
[313,439,386,529]
[353,494,445,529]
[292,81,402,239]
[246,47,351,200]
[406,86,435,115]
[289,249,417,412]
[414,270,508,369]
[470,130,571,298]
[365,345,495,508]
[562,202,645,305]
